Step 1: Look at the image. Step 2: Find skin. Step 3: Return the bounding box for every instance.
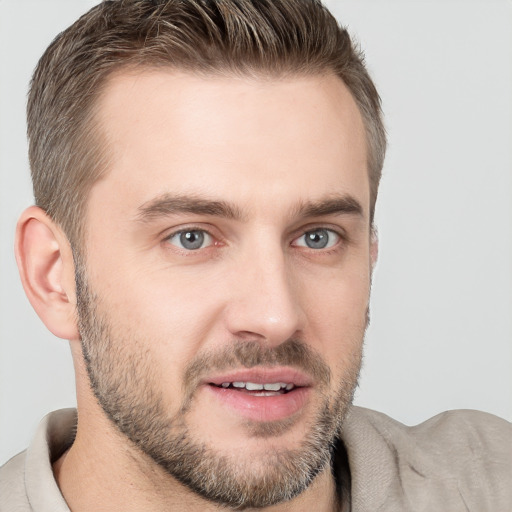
[16,70,377,511]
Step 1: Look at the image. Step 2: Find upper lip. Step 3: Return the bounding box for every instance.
[204,367,313,387]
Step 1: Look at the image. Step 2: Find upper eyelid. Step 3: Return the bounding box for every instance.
[162,224,217,240]
[160,223,347,245]
[167,227,213,238]
[290,224,347,242]
[163,227,216,252]
[292,227,341,242]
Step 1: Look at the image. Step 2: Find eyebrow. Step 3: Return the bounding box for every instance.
[294,195,364,219]
[136,193,245,222]
[135,193,364,223]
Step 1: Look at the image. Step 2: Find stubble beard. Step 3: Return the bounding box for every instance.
[75,266,363,510]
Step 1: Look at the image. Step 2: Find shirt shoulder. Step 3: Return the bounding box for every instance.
[0,450,31,512]
[0,409,76,512]
[342,407,512,512]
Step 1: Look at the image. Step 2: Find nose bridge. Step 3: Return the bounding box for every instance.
[225,235,304,345]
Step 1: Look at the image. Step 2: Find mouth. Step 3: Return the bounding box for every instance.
[210,381,297,396]
[203,368,312,423]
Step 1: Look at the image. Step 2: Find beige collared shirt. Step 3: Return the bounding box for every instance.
[1,406,511,511]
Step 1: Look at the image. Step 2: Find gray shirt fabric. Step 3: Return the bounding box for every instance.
[1,406,511,511]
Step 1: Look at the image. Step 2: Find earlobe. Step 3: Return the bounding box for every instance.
[15,206,79,340]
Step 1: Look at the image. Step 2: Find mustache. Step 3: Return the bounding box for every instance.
[183,338,332,394]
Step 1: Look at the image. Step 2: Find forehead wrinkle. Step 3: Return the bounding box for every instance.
[135,192,246,223]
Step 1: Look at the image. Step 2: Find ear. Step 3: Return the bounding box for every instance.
[15,206,79,340]
[370,225,379,270]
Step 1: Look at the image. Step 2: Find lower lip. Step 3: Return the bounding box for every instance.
[205,385,310,422]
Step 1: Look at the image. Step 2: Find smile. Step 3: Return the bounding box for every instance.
[212,381,296,395]
[204,368,311,422]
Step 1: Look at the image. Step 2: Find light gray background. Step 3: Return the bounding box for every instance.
[1,0,511,466]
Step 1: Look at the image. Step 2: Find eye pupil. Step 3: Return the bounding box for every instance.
[180,230,205,250]
[305,229,329,249]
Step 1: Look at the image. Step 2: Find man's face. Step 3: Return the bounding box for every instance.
[78,70,372,508]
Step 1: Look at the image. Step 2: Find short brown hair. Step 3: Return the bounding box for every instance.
[28,0,386,248]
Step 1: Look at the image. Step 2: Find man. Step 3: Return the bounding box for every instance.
[1,1,510,511]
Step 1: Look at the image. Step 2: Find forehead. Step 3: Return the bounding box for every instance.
[91,69,369,221]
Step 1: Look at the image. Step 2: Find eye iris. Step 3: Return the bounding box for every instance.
[305,229,329,249]
[180,230,205,250]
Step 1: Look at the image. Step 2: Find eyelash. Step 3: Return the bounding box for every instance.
[163,226,219,252]
[162,225,346,253]
[292,227,342,251]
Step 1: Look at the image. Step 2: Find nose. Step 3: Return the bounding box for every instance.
[223,245,305,347]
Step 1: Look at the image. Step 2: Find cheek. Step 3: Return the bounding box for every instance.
[303,252,371,314]
[92,261,230,366]
[300,263,370,359]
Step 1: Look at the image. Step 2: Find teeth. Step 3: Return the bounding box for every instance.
[263,383,282,391]
[219,381,296,391]
[245,382,264,391]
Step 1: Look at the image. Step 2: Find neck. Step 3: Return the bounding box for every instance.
[53,419,342,512]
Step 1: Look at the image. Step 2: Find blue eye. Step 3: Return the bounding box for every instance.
[167,229,213,250]
[295,228,340,249]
